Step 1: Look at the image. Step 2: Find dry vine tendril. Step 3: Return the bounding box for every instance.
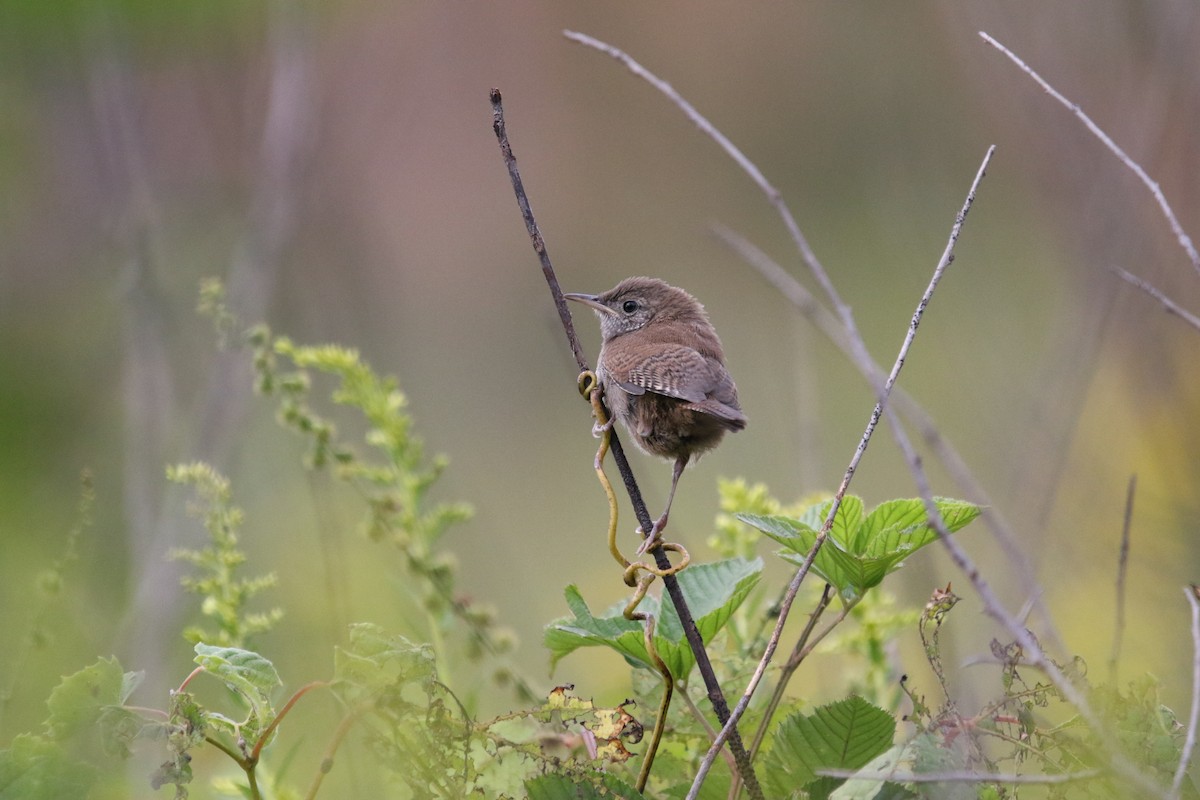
[578,369,685,791]
[491,86,761,796]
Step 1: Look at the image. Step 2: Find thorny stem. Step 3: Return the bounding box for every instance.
[489,88,762,797]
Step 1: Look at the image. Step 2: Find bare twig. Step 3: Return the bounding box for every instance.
[489,88,762,797]
[816,767,1102,785]
[979,31,1200,276]
[873,287,1164,794]
[1172,585,1200,800]
[563,30,872,389]
[712,223,1064,653]
[748,585,835,760]
[1110,474,1137,681]
[558,30,1003,799]
[691,146,995,800]
[884,361,1163,796]
[676,688,738,773]
[743,587,845,776]
[1112,268,1200,333]
[568,28,1064,663]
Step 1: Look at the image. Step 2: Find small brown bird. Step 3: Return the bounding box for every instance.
[566,277,746,550]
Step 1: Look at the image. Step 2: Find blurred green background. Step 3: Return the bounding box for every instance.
[1,0,1198,793]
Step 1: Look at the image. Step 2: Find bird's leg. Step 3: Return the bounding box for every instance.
[637,456,687,555]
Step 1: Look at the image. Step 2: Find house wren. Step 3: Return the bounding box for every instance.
[565,277,746,551]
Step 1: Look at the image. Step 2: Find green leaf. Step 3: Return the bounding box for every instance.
[0,734,94,800]
[525,772,645,799]
[829,742,920,800]
[333,622,437,704]
[544,586,646,670]
[194,643,281,724]
[741,496,980,602]
[544,558,762,680]
[44,657,128,741]
[96,705,153,759]
[856,498,980,557]
[762,696,896,796]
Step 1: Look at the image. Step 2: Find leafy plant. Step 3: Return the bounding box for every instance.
[4,276,1196,800]
[760,696,897,799]
[544,557,763,680]
[741,496,981,604]
[168,462,283,648]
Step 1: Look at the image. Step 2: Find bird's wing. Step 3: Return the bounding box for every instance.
[605,343,745,425]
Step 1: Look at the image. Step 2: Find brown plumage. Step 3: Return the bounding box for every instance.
[566,277,746,550]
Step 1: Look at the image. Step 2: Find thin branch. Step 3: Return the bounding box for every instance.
[816,767,1102,785]
[748,586,836,759]
[563,30,871,389]
[1109,474,1136,682]
[677,32,1159,785]
[1112,268,1200,333]
[489,88,761,797]
[711,223,1064,654]
[1172,585,1200,800]
[676,686,738,773]
[558,30,1005,799]
[979,31,1200,277]
[874,293,1165,794]
[568,29,1061,663]
[691,145,995,800]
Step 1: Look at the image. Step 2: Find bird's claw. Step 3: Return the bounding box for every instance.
[635,516,668,555]
[592,418,614,438]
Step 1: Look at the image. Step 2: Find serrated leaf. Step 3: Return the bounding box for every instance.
[741,497,980,602]
[333,622,436,704]
[193,643,280,723]
[96,705,152,759]
[119,670,145,704]
[739,513,861,599]
[544,558,762,680]
[0,734,94,800]
[543,586,648,670]
[857,498,981,558]
[44,656,127,741]
[829,742,919,800]
[525,772,646,799]
[654,557,763,678]
[762,697,896,796]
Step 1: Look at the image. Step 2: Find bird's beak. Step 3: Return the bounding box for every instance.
[563,292,618,316]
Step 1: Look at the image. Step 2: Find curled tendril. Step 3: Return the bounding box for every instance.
[578,369,679,793]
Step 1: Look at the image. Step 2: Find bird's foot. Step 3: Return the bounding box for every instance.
[592,418,614,438]
[635,513,669,555]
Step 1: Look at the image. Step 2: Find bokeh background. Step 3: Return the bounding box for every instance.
[2,0,1198,793]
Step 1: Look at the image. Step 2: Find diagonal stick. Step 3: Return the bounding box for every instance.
[489,88,763,797]
[980,31,1200,276]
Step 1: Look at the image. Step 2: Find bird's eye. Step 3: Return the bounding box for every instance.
[622,300,639,314]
